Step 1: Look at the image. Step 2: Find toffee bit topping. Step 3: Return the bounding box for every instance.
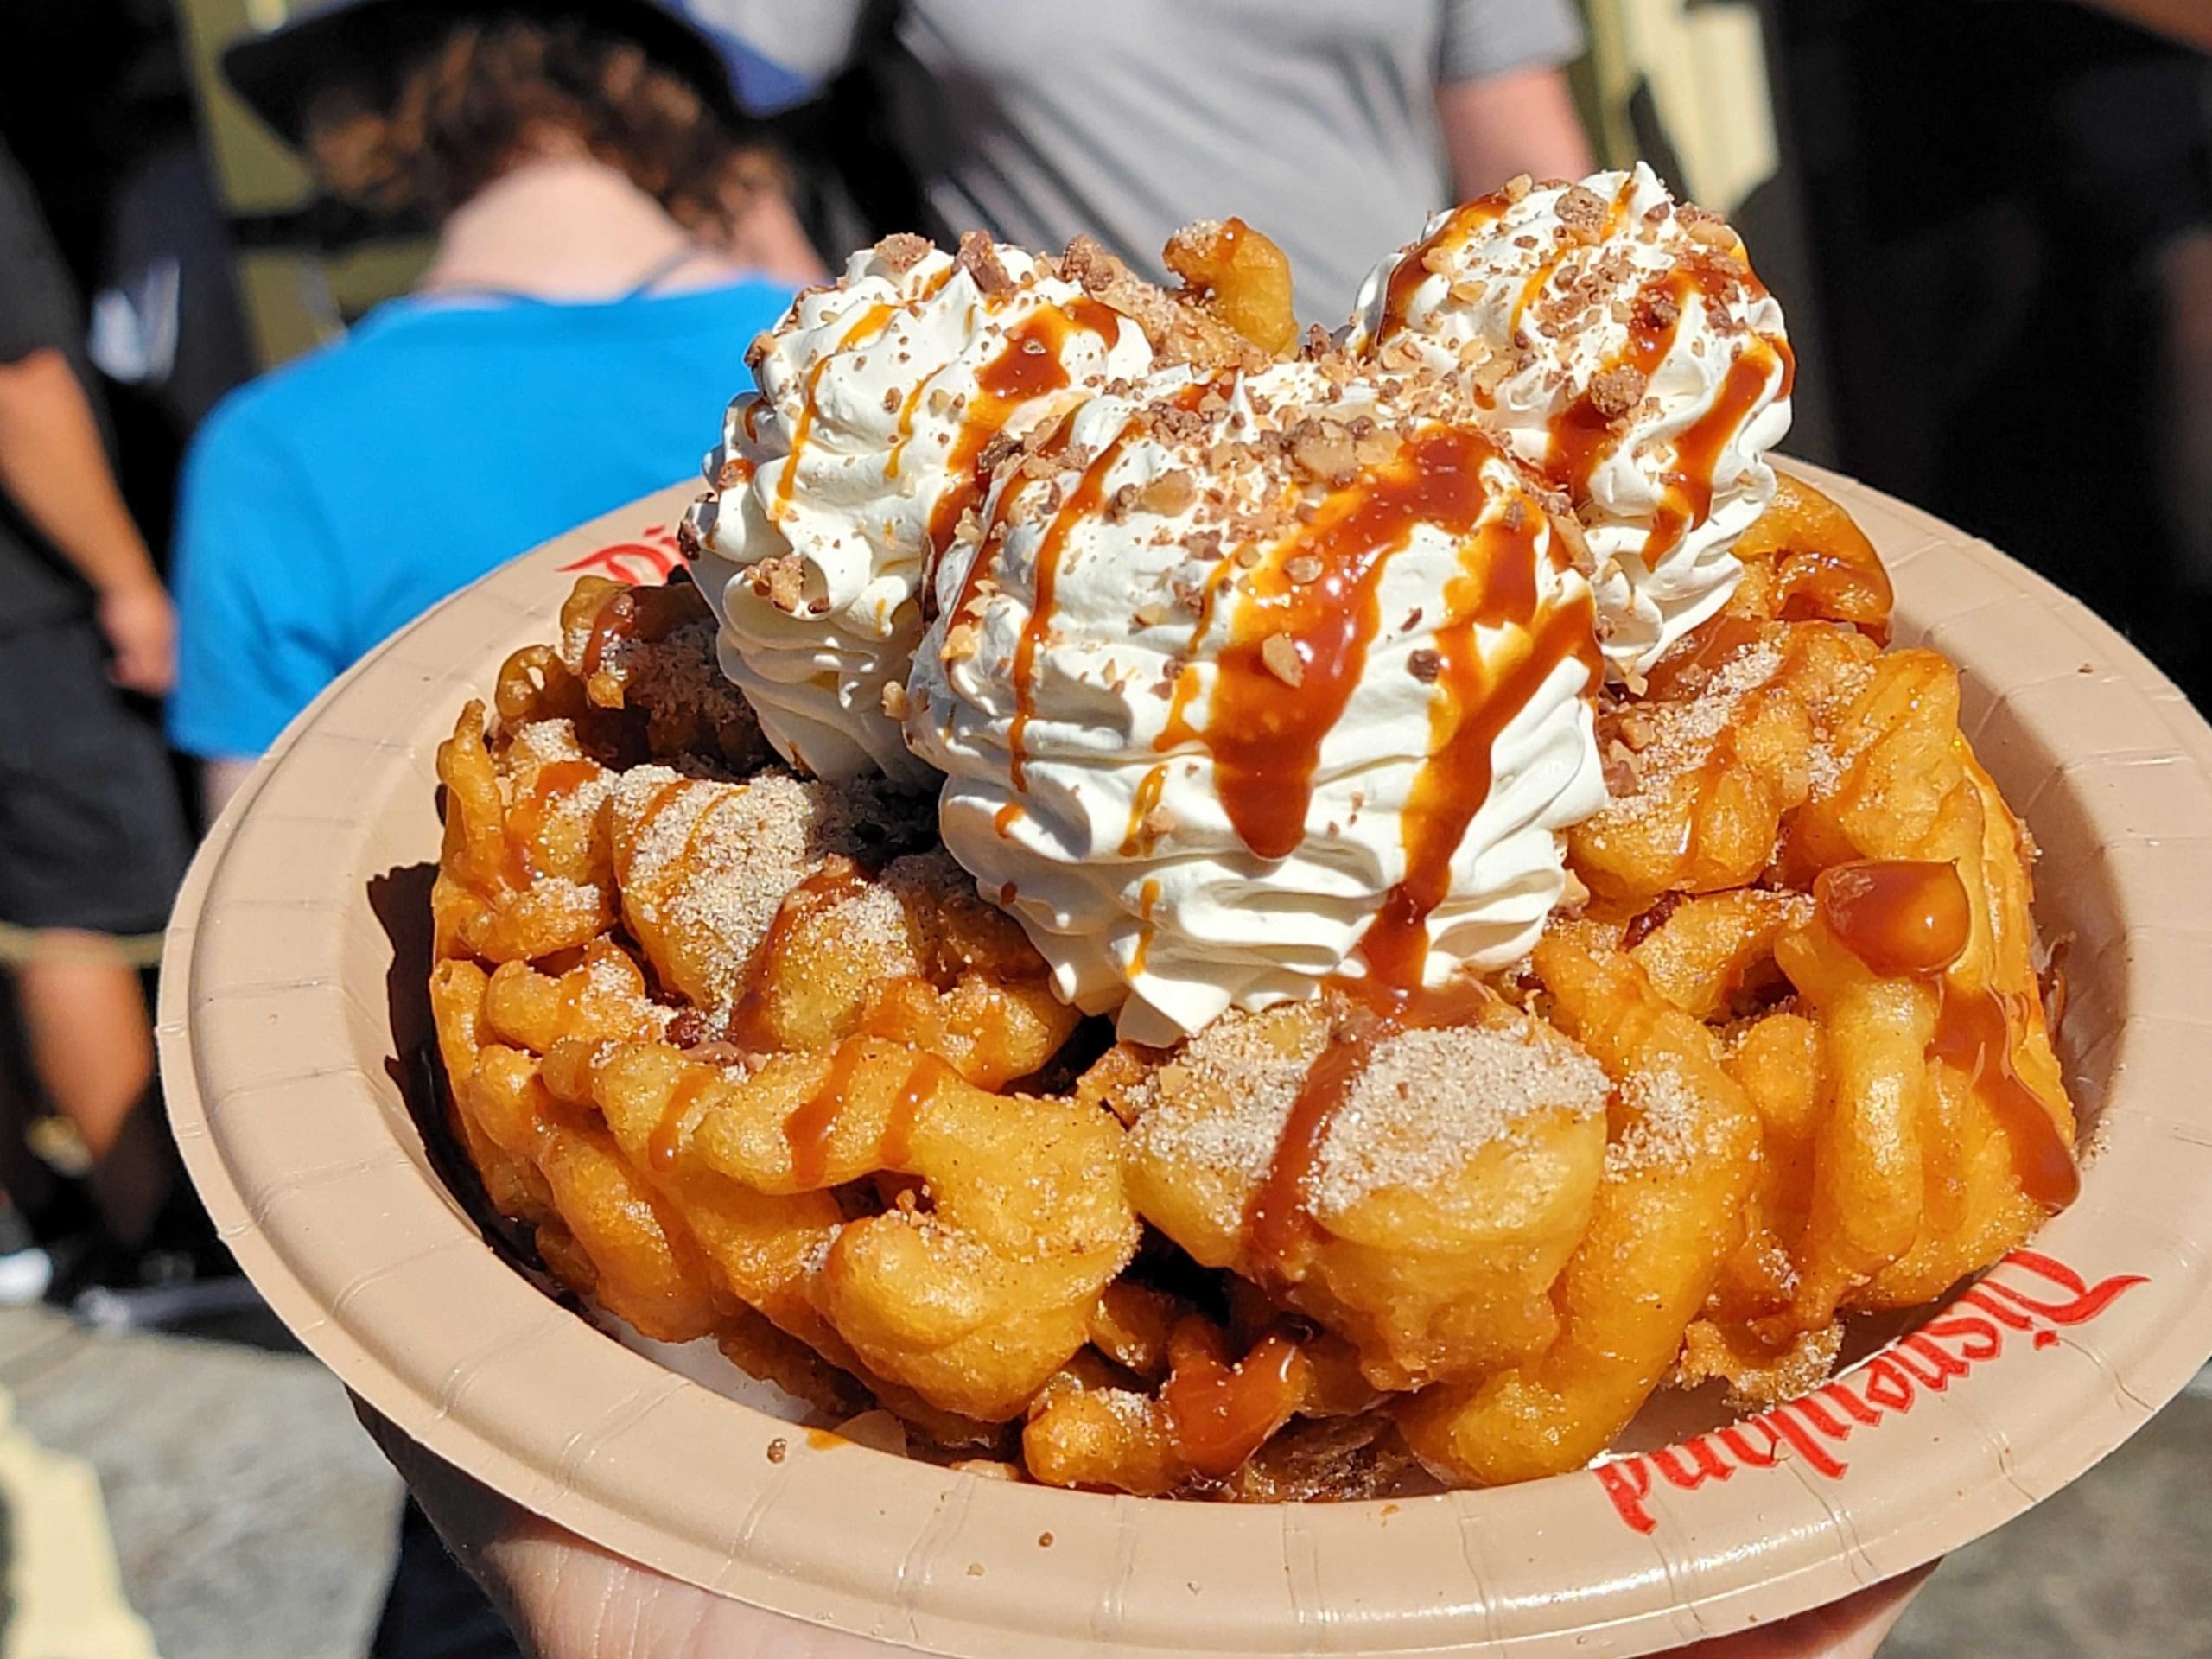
[1556,183,1609,240]
[1284,555,1324,586]
[1261,632,1305,687]
[873,232,933,273]
[1550,512,1596,578]
[1589,365,1649,422]
[1140,470,1197,516]
[1407,648,1443,683]
[880,680,911,721]
[747,553,810,613]
[1641,289,1682,330]
[976,430,1022,477]
[1503,172,1534,204]
[881,385,903,413]
[942,620,982,663]
[955,230,1015,296]
[1287,419,1357,486]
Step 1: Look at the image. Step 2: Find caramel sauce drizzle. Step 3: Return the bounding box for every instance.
[1509,173,1636,335]
[1129,876,1162,978]
[1777,544,1894,645]
[1636,345,1783,568]
[777,1043,952,1191]
[992,801,1025,839]
[883,376,929,480]
[1815,860,1972,979]
[1929,986,2079,1210]
[1545,270,1691,505]
[648,1067,715,1175]
[1376,200,1506,339]
[1815,859,2079,1211]
[1245,977,1493,1284]
[1162,427,1507,864]
[1357,496,1602,991]
[1007,430,1137,791]
[1160,1325,1307,1478]
[773,302,896,522]
[883,1052,953,1170]
[502,759,599,887]
[1543,254,1781,571]
[921,300,1120,559]
[728,861,871,1052]
[1120,763,1170,857]
[783,1039,868,1189]
[582,589,639,677]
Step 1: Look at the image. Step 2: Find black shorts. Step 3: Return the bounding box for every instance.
[0,619,191,937]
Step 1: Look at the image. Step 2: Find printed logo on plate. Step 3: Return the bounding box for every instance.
[1595,1250,2148,1534]
[558,524,684,586]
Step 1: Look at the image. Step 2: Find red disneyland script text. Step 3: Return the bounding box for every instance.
[1595,1250,2147,1534]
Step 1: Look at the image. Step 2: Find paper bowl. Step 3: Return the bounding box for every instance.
[160,467,2212,1656]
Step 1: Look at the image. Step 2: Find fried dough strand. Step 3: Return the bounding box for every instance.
[423,443,2080,1495]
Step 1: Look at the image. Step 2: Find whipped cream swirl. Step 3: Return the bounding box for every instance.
[1347,163,1794,678]
[905,362,1608,1044]
[686,235,1155,785]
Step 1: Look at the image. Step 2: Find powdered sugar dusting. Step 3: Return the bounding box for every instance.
[1312,1018,1609,1217]
[611,768,869,1007]
[1126,1009,1324,1186]
[1604,1065,1712,1178]
[1599,640,1782,823]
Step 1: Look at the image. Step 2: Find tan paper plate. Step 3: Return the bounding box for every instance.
[159,467,2212,1656]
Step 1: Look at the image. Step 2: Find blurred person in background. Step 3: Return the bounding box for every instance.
[0,139,193,1301]
[683,0,1595,319]
[174,4,818,1649]
[1781,0,2212,702]
[172,0,822,822]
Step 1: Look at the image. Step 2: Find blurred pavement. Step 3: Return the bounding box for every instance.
[0,1302,397,1659]
[0,1298,2202,1656]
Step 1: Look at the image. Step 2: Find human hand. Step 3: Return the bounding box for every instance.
[359,1402,1929,1659]
[97,573,176,695]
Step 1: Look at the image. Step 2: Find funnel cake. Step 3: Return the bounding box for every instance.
[428,191,2081,1498]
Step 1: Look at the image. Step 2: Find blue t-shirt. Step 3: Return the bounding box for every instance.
[168,278,791,758]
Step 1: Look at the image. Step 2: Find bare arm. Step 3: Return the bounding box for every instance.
[1437,64,1596,200]
[0,347,175,693]
[2078,0,2212,49]
[719,182,830,286]
[201,756,257,824]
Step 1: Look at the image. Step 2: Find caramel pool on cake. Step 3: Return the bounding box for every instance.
[427,168,2078,1498]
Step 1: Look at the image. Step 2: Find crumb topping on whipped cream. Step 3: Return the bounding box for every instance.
[905,359,1607,1042]
[686,232,1156,785]
[1345,162,1794,678]
[675,172,1796,1040]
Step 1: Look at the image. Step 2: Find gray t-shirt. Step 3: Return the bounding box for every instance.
[698,0,1585,319]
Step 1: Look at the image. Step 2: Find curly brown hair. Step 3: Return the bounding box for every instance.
[302,16,783,234]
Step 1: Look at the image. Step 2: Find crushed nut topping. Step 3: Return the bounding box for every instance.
[873,232,932,273]
[1589,365,1649,422]
[955,230,1015,296]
